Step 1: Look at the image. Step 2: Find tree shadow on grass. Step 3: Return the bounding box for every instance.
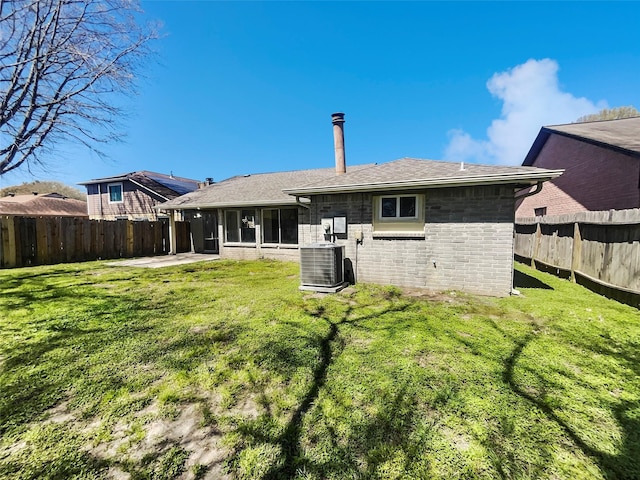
[0,267,242,438]
[225,295,417,479]
[497,319,640,479]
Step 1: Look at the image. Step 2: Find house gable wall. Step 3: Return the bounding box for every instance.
[85,181,169,220]
[517,134,640,217]
[308,185,515,296]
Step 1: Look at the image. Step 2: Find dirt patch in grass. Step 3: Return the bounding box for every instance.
[44,400,75,425]
[400,287,466,304]
[34,398,230,480]
[91,401,228,479]
[440,425,472,452]
[188,325,210,335]
[416,352,440,368]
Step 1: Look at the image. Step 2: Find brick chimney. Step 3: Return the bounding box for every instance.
[332,112,346,175]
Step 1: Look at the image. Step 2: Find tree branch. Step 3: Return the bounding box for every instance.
[0,0,158,175]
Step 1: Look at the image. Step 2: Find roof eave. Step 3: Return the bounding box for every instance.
[522,128,552,166]
[155,198,301,211]
[542,127,640,159]
[78,176,130,185]
[283,170,565,196]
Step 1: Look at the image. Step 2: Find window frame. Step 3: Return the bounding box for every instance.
[224,209,256,244]
[107,182,123,204]
[372,193,425,234]
[261,207,298,246]
[375,195,421,222]
[379,195,419,221]
[534,207,547,217]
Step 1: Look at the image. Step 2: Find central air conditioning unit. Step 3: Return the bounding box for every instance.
[299,243,346,292]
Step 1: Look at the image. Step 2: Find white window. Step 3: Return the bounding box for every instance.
[107,183,123,203]
[373,194,424,233]
[225,209,256,243]
[262,208,298,245]
[379,195,418,220]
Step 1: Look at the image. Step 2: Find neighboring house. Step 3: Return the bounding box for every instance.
[158,115,562,297]
[78,171,201,220]
[516,116,640,218]
[0,192,87,216]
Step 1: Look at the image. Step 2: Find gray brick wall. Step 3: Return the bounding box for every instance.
[213,186,517,296]
[306,186,516,296]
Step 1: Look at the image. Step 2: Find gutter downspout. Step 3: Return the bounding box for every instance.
[295,196,311,209]
[295,196,312,251]
[514,181,543,200]
[511,181,544,296]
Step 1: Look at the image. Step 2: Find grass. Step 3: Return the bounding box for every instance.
[0,259,639,479]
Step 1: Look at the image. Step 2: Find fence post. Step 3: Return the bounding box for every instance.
[570,222,582,283]
[1,216,18,268]
[126,220,134,257]
[168,215,177,255]
[531,221,542,268]
[36,217,48,264]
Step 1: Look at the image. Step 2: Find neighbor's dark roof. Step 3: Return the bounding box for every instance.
[78,171,199,200]
[159,165,374,210]
[283,158,564,196]
[159,159,562,210]
[0,193,87,216]
[523,116,640,166]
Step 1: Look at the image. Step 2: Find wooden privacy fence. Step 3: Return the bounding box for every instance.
[515,208,640,307]
[0,216,191,268]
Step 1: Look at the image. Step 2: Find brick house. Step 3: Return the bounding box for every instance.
[159,115,562,296]
[78,171,200,220]
[516,116,640,218]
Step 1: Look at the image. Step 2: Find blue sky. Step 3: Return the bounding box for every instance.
[2,1,640,190]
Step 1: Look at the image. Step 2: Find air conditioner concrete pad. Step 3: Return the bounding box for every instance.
[299,282,349,293]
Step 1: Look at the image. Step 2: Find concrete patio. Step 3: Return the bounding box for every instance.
[106,252,219,269]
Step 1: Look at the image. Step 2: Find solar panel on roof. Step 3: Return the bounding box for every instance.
[145,173,198,195]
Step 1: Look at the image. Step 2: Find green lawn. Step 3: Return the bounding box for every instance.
[0,259,638,479]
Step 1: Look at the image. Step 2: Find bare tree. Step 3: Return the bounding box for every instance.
[575,106,639,123]
[0,0,158,175]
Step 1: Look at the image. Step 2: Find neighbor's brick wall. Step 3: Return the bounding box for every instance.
[308,186,516,297]
[516,134,640,217]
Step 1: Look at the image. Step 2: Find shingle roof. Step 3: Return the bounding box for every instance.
[0,193,87,216]
[523,116,640,165]
[159,159,562,210]
[78,171,199,200]
[284,158,563,195]
[159,165,375,209]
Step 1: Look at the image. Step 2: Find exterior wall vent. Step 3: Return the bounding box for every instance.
[299,243,346,292]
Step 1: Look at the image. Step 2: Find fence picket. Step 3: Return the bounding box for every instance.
[0,216,191,268]
[515,208,640,306]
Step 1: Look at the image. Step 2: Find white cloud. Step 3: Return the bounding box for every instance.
[445,58,606,165]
